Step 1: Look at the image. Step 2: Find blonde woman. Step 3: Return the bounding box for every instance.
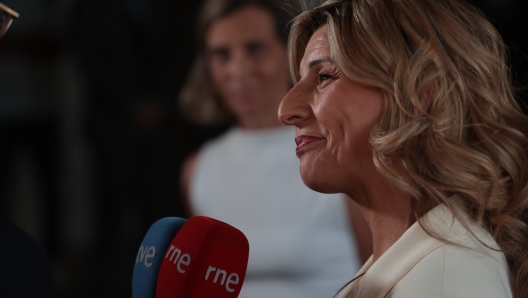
[179,0,372,297]
[279,0,528,297]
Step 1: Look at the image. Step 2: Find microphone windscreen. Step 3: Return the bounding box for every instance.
[132,217,187,298]
[156,216,250,298]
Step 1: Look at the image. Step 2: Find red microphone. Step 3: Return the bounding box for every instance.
[156,216,250,298]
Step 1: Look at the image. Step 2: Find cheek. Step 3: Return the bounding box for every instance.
[313,90,351,156]
[335,112,377,170]
[313,92,377,172]
[208,61,227,89]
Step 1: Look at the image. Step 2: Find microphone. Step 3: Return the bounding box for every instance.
[156,216,250,298]
[132,217,187,298]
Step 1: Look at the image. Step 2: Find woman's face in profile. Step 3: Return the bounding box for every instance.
[278,25,384,194]
[205,6,290,122]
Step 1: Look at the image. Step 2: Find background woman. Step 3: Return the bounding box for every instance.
[179,0,372,297]
[279,0,528,297]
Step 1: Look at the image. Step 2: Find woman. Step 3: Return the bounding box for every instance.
[279,0,528,297]
[179,0,372,297]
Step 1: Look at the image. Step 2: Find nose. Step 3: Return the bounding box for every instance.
[278,82,312,126]
[228,49,254,80]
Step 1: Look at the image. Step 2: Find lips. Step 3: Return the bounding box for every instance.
[295,135,324,153]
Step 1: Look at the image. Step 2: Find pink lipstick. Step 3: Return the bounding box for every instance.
[295,135,324,153]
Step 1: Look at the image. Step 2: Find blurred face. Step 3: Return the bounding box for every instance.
[205,6,290,125]
[278,25,384,194]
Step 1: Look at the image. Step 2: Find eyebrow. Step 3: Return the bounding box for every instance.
[307,57,335,69]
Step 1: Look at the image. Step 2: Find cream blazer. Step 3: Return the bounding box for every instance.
[339,202,513,298]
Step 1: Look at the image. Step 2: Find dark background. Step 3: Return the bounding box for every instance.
[0,0,526,297]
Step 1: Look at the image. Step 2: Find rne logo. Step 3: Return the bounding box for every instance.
[204,266,240,293]
[164,245,192,273]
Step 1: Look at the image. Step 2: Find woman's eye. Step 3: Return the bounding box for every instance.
[210,48,230,63]
[247,42,266,57]
[317,73,333,85]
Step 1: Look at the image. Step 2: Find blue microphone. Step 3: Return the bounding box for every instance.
[132,217,187,298]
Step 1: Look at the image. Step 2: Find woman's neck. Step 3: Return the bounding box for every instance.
[351,186,435,262]
[360,203,410,262]
[345,172,413,263]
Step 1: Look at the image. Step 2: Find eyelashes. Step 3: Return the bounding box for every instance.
[317,72,335,85]
[295,67,338,85]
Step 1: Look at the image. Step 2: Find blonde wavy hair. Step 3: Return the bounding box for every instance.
[289,0,528,296]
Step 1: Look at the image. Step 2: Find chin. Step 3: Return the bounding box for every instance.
[299,165,340,194]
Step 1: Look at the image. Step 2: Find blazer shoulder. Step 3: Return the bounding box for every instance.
[390,244,512,298]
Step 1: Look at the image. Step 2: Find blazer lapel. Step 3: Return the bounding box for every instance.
[338,256,373,298]
[339,204,466,298]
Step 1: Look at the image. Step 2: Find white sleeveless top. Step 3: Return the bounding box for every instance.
[190,126,361,298]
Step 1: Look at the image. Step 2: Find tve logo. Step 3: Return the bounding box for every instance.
[164,245,191,273]
[204,266,239,292]
[132,217,187,298]
[136,243,156,268]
